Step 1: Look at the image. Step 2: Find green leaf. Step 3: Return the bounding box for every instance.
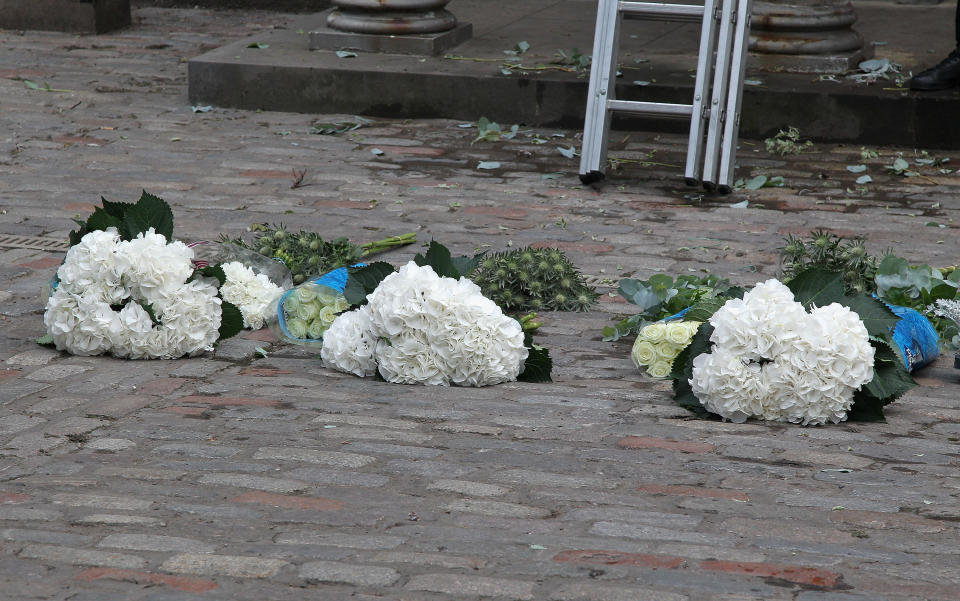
[786,267,845,308]
[846,388,887,422]
[121,191,174,241]
[139,302,160,326]
[85,208,123,234]
[194,265,226,286]
[35,333,55,347]
[517,345,552,383]
[671,323,714,418]
[618,278,662,311]
[863,342,916,404]
[218,301,244,341]
[99,196,134,219]
[683,297,727,322]
[414,240,461,279]
[344,262,395,306]
[452,252,485,278]
[840,295,899,339]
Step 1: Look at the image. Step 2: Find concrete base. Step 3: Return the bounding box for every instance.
[309,9,472,56]
[0,0,130,33]
[187,4,960,150]
[749,47,875,74]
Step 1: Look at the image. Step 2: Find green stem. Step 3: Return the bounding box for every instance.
[360,233,417,256]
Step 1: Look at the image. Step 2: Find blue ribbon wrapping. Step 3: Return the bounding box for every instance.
[275,266,354,342]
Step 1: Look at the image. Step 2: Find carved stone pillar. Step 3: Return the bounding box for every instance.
[311,0,472,55]
[749,0,873,73]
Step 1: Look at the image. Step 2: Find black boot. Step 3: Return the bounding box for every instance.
[910,49,960,91]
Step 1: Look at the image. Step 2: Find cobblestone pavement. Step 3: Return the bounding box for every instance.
[2,7,960,601]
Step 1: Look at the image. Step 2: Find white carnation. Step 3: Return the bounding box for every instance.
[320,305,378,377]
[220,261,283,330]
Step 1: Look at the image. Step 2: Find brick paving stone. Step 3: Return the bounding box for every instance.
[550,582,689,601]
[84,438,137,451]
[25,364,93,382]
[51,494,153,511]
[253,446,376,468]
[98,534,217,554]
[443,499,552,519]
[76,567,219,594]
[274,532,405,549]
[196,473,310,493]
[426,479,509,497]
[299,560,400,586]
[19,544,147,569]
[72,514,166,527]
[160,553,289,578]
[406,573,536,599]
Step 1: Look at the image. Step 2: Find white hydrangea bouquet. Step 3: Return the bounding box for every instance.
[670,268,916,425]
[631,320,701,379]
[320,242,551,386]
[41,192,246,358]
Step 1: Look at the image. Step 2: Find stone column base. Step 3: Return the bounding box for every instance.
[309,8,471,55]
[0,0,131,34]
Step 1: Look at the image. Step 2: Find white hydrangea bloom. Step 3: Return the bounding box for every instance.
[320,305,378,377]
[56,228,128,305]
[690,280,874,426]
[44,288,121,356]
[116,228,194,298]
[220,261,283,330]
[322,262,528,387]
[43,226,226,360]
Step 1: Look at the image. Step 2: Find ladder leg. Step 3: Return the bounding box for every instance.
[579,0,622,184]
[701,0,737,191]
[684,0,721,186]
[716,0,752,193]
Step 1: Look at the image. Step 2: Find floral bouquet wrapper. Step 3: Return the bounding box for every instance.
[266,267,352,348]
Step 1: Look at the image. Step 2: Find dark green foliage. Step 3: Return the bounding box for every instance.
[470,246,598,313]
[414,240,484,280]
[218,301,244,341]
[225,225,415,286]
[516,345,552,383]
[603,273,741,341]
[343,262,396,306]
[69,190,174,244]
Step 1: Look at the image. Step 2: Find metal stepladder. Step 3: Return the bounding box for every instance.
[579,0,752,193]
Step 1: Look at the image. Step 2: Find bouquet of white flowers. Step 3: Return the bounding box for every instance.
[631,320,701,379]
[41,192,243,359]
[671,270,916,425]
[322,261,530,386]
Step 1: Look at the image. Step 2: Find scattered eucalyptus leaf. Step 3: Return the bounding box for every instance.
[477,161,501,170]
[846,164,867,173]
